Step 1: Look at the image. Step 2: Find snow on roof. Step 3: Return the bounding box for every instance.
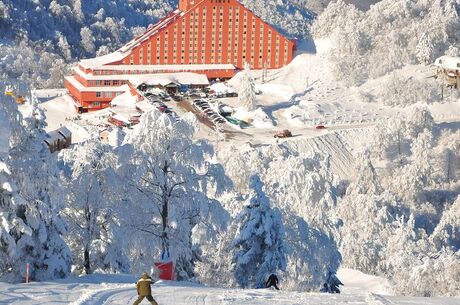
[45,130,64,143]
[129,72,209,87]
[434,56,460,70]
[110,91,137,108]
[65,76,131,92]
[79,51,126,69]
[111,114,132,124]
[210,82,236,94]
[57,126,72,138]
[136,100,157,112]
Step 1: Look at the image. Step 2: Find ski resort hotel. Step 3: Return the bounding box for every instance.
[65,0,296,112]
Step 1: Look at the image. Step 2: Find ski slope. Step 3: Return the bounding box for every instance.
[0,270,458,305]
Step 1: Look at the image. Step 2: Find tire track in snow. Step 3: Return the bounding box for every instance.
[69,285,133,305]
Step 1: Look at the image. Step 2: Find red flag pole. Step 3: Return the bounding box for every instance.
[26,263,30,284]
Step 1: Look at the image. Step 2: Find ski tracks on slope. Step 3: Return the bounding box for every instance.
[69,284,134,305]
[365,292,394,305]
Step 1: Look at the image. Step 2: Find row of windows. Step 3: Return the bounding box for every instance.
[89,80,128,86]
[95,91,122,98]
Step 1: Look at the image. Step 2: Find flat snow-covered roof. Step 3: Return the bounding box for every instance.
[434,56,460,70]
[80,51,126,70]
[65,76,131,92]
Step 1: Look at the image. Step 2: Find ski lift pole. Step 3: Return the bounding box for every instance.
[26,263,30,284]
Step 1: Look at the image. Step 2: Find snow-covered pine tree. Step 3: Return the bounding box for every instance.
[0,94,24,281]
[416,32,434,65]
[238,63,257,112]
[232,174,286,288]
[7,93,71,280]
[0,160,26,282]
[324,270,343,293]
[348,148,381,195]
[431,195,460,252]
[0,90,71,281]
[60,140,129,274]
[407,107,434,139]
[80,27,95,54]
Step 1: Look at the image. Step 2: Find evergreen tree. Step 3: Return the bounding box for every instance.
[232,175,286,288]
[348,148,381,195]
[1,91,71,281]
[238,63,257,112]
[416,32,434,65]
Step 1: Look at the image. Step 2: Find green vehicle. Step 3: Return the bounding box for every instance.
[225,116,241,125]
[226,116,249,127]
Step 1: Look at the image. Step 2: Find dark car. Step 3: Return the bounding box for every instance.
[315,125,326,129]
[274,130,292,138]
[158,105,168,112]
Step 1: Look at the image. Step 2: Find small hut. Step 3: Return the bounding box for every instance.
[434,56,460,89]
[44,126,72,153]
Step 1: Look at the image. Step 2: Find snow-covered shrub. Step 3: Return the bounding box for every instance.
[377,72,441,106]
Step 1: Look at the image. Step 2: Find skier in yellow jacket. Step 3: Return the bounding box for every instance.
[133,272,159,305]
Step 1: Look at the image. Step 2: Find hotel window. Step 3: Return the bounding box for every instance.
[96,92,102,98]
[113,80,119,85]
[96,80,102,86]
[104,92,112,98]
[93,101,100,107]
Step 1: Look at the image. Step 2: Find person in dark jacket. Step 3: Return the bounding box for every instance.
[265,273,280,290]
[133,272,158,305]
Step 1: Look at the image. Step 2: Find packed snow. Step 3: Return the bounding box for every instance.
[0,270,458,305]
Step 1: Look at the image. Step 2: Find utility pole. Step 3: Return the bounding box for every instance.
[262,61,267,84]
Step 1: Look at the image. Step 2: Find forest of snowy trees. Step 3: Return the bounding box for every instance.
[312,0,460,86]
[3,86,458,295]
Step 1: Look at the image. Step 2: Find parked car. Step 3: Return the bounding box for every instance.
[315,125,326,129]
[274,130,292,138]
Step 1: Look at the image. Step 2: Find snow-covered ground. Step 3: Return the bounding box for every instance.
[0,269,458,305]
